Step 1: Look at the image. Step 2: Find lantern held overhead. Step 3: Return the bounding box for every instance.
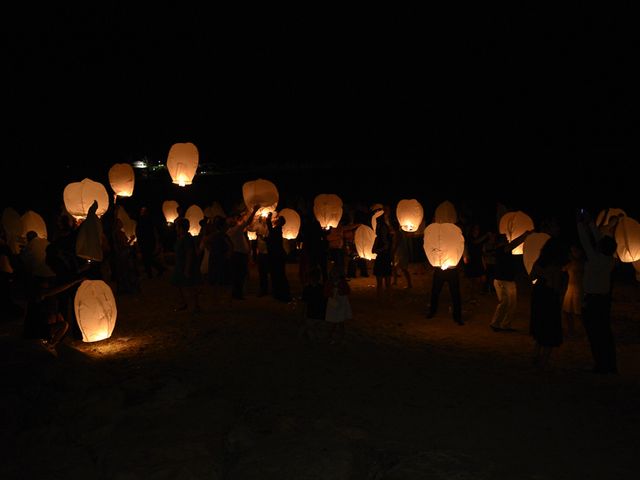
[615,216,640,263]
[63,178,110,220]
[434,200,457,224]
[21,210,48,239]
[423,222,464,270]
[396,199,423,232]
[314,194,343,230]
[279,208,301,240]
[499,211,534,255]
[185,205,204,236]
[243,179,279,217]
[523,232,551,275]
[108,163,135,197]
[162,200,180,224]
[167,142,199,186]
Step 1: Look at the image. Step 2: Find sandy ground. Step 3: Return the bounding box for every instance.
[2,261,640,479]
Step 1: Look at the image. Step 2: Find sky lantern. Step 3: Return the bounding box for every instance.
[247,230,258,241]
[314,194,343,230]
[396,199,423,232]
[615,216,640,262]
[185,205,204,236]
[167,142,199,187]
[354,225,376,260]
[596,208,626,226]
[162,200,180,224]
[423,222,465,270]
[523,232,551,276]
[108,163,135,198]
[499,210,534,255]
[2,208,23,254]
[74,280,117,342]
[434,200,457,224]
[243,178,279,217]
[63,178,110,220]
[21,210,47,239]
[279,208,301,240]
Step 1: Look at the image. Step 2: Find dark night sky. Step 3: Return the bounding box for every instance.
[2,4,637,212]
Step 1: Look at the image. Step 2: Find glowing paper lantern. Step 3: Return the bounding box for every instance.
[499,211,534,255]
[2,208,23,253]
[243,178,279,217]
[423,222,464,270]
[167,142,199,186]
[434,200,457,224]
[396,199,423,232]
[523,232,551,275]
[596,208,626,226]
[615,216,640,262]
[21,210,47,239]
[108,163,135,197]
[354,225,376,260]
[279,208,301,240]
[371,209,384,234]
[162,200,180,224]
[116,207,137,244]
[314,194,343,230]
[185,205,204,236]
[63,178,110,220]
[247,230,258,241]
[74,280,117,342]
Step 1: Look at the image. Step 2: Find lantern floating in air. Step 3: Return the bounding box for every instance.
[243,178,279,218]
[434,200,457,224]
[355,225,376,260]
[499,211,534,255]
[162,200,180,224]
[596,208,626,226]
[615,216,640,263]
[423,222,464,270]
[63,178,110,220]
[108,163,135,198]
[185,205,204,236]
[21,210,47,239]
[167,142,199,186]
[74,280,117,342]
[314,194,343,230]
[523,232,551,276]
[279,208,301,240]
[396,199,423,232]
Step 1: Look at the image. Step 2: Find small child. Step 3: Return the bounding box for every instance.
[299,268,327,342]
[324,265,352,344]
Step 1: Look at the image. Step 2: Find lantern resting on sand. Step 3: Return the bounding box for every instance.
[74,280,117,342]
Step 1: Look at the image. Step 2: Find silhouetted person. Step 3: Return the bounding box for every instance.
[136,206,166,279]
[426,264,463,325]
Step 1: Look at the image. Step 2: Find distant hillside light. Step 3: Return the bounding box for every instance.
[185,205,204,236]
[279,208,301,240]
[314,194,343,230]
[615,216,640,262]
[523,232,551,276]
[74,280,117,342]
[499,211,534,255]
[434,200,457,224]
[162,200,180,224]
[396,199,423,232]
[167,142,199,186]
[423,222,464,270]
[63,178,110,220]
[108,163,135,198]
[21,210,47,239]
[354,225,376,260]
[243,178,279,217]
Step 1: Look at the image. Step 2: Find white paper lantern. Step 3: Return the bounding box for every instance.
[162,200,180,224]
[247,230,258,241]
[279,208,301,240]
[63,178,110,220]
[354,225,376,260]
[434,200,457,224]
[116,207,137,244]
[167,142,199,186]
[523,232,551,275]
[499,211,534,255]
[21,210,47,239]
[596,208,626,226]
[615,216,640,263]
[314,194,343,230]
[423,222,464,270]
[108,163,135,197]
[396,199,423,232]
[185,205,204,236]
[243,178,279,218]
[74,280,117,342]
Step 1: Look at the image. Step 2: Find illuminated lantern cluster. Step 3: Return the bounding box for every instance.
[185,205,204,236]
[167,142,199,187]
[354,225,376,260]
[423,222,464,270]
[396,199,423,232]
[243,179,279,218]
[434,200,457,224]
[108,163,135,198]
[162,200,180,224]
[523,232,551,276]
[63,178,110,220]
[74,280,117,342]
[499,211,534,255]
[615,216,640,262]
[314,194,343,230]
[279,208,301,240]
[21,210,48,239]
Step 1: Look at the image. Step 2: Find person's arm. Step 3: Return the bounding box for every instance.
[504,230,533,253]
[41,276,85,299]
[577,219,597,260]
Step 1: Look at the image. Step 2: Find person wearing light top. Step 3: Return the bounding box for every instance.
[227,206,259,300]
[577,210,618,374]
